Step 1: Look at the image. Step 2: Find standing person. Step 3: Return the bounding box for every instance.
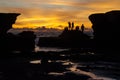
[72,22,74,30]
[81,24,85,33]
[68,22,71,30]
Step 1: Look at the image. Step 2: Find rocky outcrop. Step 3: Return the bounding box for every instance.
[89,10,120,53]
[38,27,91,48]
[0,13,20,36]
[0,13,20,53]
[0,13,36,53]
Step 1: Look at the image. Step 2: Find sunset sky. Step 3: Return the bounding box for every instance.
[0,0,120,29]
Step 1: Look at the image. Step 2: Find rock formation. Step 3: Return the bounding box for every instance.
[0,13,20,36]
[89,10,120,54]
[0,13,36,53]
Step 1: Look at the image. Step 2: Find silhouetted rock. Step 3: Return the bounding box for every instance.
[0,13,36,54]
[17,31,36,53]
[0,13,20,53]
[59,27,90,41]
[89,10,120,54]
[0,13,20,36]
[59,26,91,48]
[38,26,91,48]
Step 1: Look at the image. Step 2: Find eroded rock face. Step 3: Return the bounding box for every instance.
[89,10,120,53]
[0,13,36,53]
[0,13,20,36]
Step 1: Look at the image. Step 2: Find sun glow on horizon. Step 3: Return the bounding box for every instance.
[13,14,92,29]
[0,0,120,29]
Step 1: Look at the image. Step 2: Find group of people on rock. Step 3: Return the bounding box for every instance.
[64,22,85,33]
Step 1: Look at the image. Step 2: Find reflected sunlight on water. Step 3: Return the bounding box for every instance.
[68,64,97,79]
[30,60,41,64]
[35,45,69,52]
[96,77,116,80]
[29,59,118,80]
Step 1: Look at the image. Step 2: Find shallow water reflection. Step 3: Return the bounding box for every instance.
[30,59,118,80]
[30,60,41,64]
[35,46,69,52]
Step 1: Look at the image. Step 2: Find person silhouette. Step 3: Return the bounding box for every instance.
[72,22,74,30]
[81,24,85,33]
[75,26,79,31]
[68,22,71,30]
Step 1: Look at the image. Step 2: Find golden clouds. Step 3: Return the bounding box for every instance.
[0,0,120,29]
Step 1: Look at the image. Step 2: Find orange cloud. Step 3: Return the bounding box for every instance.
[0,0,120,29]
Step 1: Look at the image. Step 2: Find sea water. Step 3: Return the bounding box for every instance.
[30,59,119,80]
